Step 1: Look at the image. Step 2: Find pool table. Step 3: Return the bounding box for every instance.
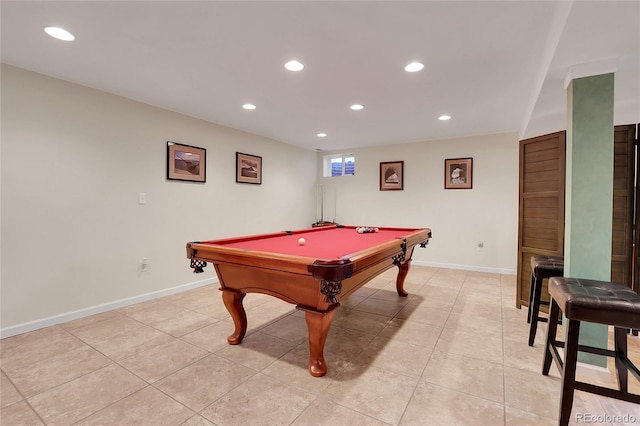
[186,224,431,377]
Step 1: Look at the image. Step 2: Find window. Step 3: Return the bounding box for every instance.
[324,154,355,177]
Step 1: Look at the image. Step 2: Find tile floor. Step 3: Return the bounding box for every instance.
[1,266,639,425]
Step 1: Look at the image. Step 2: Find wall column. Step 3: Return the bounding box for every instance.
[565,72,614,366]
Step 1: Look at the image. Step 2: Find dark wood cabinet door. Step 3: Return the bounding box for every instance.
[611,124,635,286]
[516,131,566,308]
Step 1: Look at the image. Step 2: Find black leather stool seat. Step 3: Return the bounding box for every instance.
[527,255,564,346]
[543,277,640,426]
[549,277,640,329]
[531,255,564,278]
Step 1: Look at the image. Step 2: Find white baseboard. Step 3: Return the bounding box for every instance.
[1,261,515,339]
[413,260,516,276]
[0,277,218,339]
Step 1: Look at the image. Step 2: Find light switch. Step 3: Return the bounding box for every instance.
[138,193,147,205]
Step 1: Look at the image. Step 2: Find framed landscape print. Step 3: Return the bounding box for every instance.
[236,152,262,184]
[380,161,404,191]
[444,157,473,189]
[167,141,206,182]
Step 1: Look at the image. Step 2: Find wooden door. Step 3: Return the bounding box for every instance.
[611,124,636,286]
[516,131,566,308]
[635,124,640,295]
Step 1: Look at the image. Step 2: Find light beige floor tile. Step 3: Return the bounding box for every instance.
[262,344,342,394]
[122,300,192,325]
[259,314,309,344]
[351,297,407,317]
[3,345,111,397]
[444,311,503,339]
[180,319,237,353]
[331,309,392,335]
[1,371,22,408]
[68,315,146,345]
[368,283,413,300]
[118,337,209,382]
[395,304,451,327]
[323,326,376,361]
[90,324,174,361]
[1,328,86,369]
[0,325,66,353]
[451,299,502,322]
[323,363,419,425]
[151,310,217,337]
[422,350,504,403]
[76,386,194,425]
[27,364,146,425]
[339,294,366,309]
[181,414,216,426]
[191,301,232,320]
[411,285,460,310]
[200,373,316,426]
[292,396,389,426]
[504,365,561,420]
[503,336,548,374]
[155,354,256,412]
[61,310,123,332]
[0,400,44,426]
[400,381,504,425]
[505,406,557,426]
[434,328,504,363]
[425,276,465,290]
[379,318,442,349]
[215,331,298,371]
[353,336,432,377]
[116,298,165,315]
[597,394,640,423]
[351,286,379,298]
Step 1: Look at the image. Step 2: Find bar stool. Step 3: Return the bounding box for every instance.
[528,255,564,346]
[542,277,640,426]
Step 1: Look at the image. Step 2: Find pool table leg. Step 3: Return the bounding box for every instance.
[221,290,247,345]
[302,307,337,377]
[396,259,412,297]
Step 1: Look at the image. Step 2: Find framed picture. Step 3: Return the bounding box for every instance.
[444,157,473,189]
[167,141,206,182]
[236,152,262,184]
[380,161,404,191]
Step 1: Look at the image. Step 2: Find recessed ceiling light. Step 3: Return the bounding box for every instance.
[350,104,364,111]
[44,26,75,41]
[405,62,424,72]
[317,133,327,138]
[242,103,257,110]
[285,60,304,71]
[438,115,452,121]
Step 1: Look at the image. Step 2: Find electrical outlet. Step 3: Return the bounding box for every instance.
[139,258,150,272]
[476,241,484,250]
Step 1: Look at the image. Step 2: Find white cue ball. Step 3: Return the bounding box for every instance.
[298,238,306,245]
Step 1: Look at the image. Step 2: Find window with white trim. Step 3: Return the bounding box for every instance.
[323,154,355,177]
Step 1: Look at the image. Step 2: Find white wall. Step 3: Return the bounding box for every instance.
[1,65,318,333]
[1,65,521,337]
[318,132,520,273]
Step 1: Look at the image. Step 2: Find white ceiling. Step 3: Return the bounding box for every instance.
[2,1,638,151]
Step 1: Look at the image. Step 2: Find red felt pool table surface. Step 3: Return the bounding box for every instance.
[200,225,420,259]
